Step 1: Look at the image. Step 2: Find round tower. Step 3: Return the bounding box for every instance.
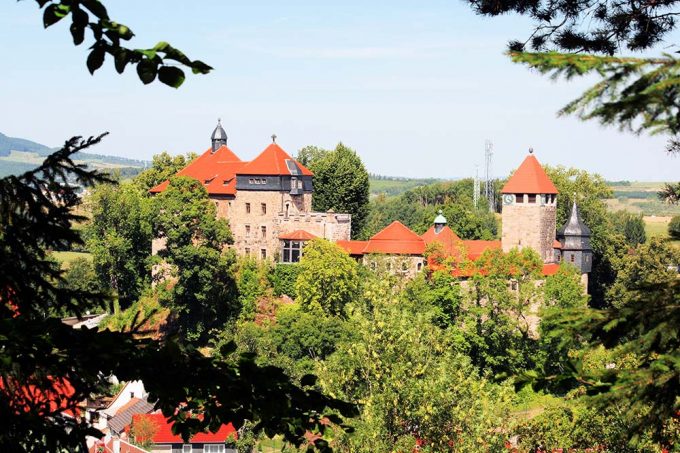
[500,150,558,263]
[211,119,228,152]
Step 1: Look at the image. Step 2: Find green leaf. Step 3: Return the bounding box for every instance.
[113,49,129,74]
[86,46,106,75]
[158,66,186,88]
[43,3,70,28]
[136,59,158,85]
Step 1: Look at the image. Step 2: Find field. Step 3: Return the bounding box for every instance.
[0,150,146,178]
[51,251,93,269]
[605,181,680,217]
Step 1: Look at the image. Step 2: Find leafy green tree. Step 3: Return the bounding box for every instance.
[152,176,237,342]
[134,151,198,192]
[660,183,680,204]
[0,136,355,450]
[59,256,104,302]
[85,182,153,308]
[669,215,680,240]
[545,165,625,307]
[234,256,272,320]
[402,270,463,328]
[295,239,361,316]
[28,0,212,87]
[272,263,301,298]
[319,296,511,452]
[610,211,647,246]
[300,143,370,237]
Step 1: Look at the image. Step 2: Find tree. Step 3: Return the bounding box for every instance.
[610,210,647,246]
[0,136,355,450]
[295,239,362,316]
[299,143,370,238]
[152,176,237,342]
[85,182,153,308]
[669,215,680,240]
[27,0,212,87]
[134,151,198,193]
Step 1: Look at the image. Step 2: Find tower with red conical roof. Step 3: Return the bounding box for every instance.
[500,149,559,263]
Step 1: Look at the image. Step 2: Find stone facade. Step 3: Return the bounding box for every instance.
[501,193,557,263]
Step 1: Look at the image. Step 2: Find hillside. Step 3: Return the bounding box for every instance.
[0,132,147,178]
[369,174,444,197]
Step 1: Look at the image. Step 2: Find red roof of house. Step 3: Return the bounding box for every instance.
[363,221,425,255]
[278,230,317,241]
[553,239,562,249]
[149,145,245,196]
[0,376,80,418]
[131,413,237,444]
[421,225,462,256]
[337,240,369,255]
[462,240,502,260]
[238,143,313,176]
[501,154,558,194]
[542,263,560,276]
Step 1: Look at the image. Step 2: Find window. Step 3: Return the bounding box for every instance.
[527,194,536,203]
[261,178,268,184]
[204,446,224,453]
[261,203,267,215]
[285,203,290,217]
[515,194,524,203]
[282,240,303,263]
[245,225,251,237]
[244,247,250,256]
[261,226,267,238]
[245,203,251,214]
[248,178,254,184]
[570,254,575,263]
[401,262,408,272]
[417,262,423,272]
[182,445,192,453]
[261,248,267,259]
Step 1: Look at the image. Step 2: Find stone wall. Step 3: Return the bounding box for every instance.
[501,196,557,263]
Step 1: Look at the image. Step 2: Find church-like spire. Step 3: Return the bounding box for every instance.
[558,201,593,274]
[211,119,228,152]
[558,202,591,238]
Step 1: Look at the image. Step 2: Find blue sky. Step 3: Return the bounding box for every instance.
[2,1,678,180]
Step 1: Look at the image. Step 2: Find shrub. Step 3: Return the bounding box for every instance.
[669,215,680,240]
[273,264,301,298]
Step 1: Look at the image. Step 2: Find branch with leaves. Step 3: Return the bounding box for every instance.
[32,0,212,87]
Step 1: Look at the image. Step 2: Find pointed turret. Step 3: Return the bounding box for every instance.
[558,201,592,273]
[211,119,228,152]
[433,210,447,234]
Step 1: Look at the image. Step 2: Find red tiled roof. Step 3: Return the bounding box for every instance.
[278,230,317,241]
[542,263,560,276]
[337,240,369,255]
[363,221,425,255]
[553,239,562,249]
[132,413,237,444]
[501,154,558,194]
[149,145,245,196]
[238,143,313,176]
[0,376,80,418]
[462,240,502,260]
[421,225,462,256]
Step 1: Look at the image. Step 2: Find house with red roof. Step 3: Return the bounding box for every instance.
[150,121,351,261]
[129,413,237,453]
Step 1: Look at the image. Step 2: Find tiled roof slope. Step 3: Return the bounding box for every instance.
[132,413,237,444]
[108,398,154,434]
[501,154,558,194]
[278,230,317,241]
[363,221,425,255]
[238,143,313,176]
[421,225,462,256]
[149,145,244,196]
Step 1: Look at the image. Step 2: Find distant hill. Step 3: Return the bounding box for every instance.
[369,174,445,197]
[0,132,148,178]
[0,132,54,156]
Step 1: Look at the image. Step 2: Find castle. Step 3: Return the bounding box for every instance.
[150,120,352,260]
[152,122,592,286]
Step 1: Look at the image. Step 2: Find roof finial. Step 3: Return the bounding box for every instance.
[271,133,277,143]
[218,117,221,124]
[529,146,534,154]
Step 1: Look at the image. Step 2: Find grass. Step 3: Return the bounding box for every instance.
[643,216,680,248]
[606,181,680,217]
[257,436,286,452]
[50,251,92,269]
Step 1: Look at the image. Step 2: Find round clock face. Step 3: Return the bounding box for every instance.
[503,194,514,205]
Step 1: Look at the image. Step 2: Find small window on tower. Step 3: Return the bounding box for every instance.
[570,254,575,263]
[261,203,267,215]
[515,194,524,203]
[261,226,267,238]
[245,203,251,214]
[527,194,536,203]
